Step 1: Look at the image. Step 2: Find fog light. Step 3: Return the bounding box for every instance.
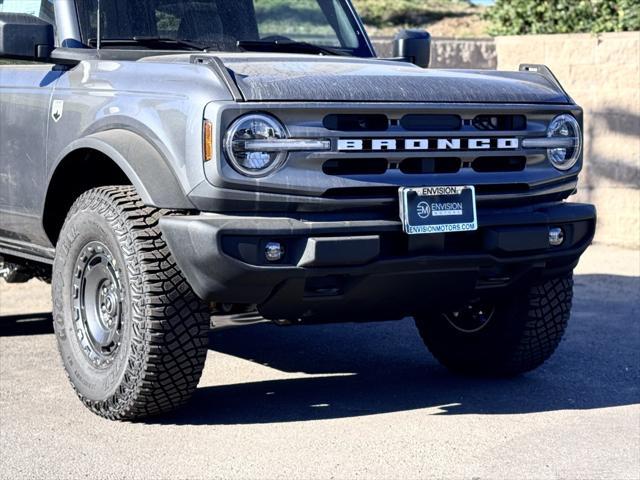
[549,227,565,247]
[265,242,285,262]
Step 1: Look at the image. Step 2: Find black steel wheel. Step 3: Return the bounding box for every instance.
[71,241,124,368]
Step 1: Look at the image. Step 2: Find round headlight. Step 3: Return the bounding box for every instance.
[547,114,582,171]
[224,114,288,177]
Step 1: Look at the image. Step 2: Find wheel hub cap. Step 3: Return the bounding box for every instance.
[72,241,123,368]
[444,302,496,333]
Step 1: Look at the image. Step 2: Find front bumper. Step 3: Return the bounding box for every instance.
[160,202,596,321]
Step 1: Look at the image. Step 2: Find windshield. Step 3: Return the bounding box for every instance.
[76,0,373,56]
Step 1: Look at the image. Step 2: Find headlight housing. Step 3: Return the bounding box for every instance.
[547,114,582,171]
[224,114,288,177]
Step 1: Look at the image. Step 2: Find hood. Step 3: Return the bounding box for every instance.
[211,54,569,104]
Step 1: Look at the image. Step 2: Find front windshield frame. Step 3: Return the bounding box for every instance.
[74,0,376,58]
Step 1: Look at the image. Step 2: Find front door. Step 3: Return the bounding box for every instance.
[0,0,60,247]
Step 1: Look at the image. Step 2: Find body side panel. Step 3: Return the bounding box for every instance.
[0,64,62,245]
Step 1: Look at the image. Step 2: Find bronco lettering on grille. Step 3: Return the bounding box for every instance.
[337,137,519,152]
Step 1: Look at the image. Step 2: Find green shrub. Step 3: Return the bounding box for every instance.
[485,0,640,35]
[352,0,473,28]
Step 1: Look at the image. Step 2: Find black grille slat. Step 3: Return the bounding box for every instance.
[472,114,527,131]
[323,114,389,131]
[399,158,462,174]
[323,159,388,176]
[401,114,462,131]
[472,156,527,173]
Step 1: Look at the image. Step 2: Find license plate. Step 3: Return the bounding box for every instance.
[399,186,478,235]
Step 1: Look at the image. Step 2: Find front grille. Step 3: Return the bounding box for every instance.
[305,108,567,205]
[216,103,580,210]
[322,156,526,176]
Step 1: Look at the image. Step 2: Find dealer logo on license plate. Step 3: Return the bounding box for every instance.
[399,186,478,235]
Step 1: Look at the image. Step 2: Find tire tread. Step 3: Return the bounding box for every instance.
[53,186,209,420]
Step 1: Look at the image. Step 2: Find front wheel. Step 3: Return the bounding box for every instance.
[414,274,574,376]
[52,186,210,420]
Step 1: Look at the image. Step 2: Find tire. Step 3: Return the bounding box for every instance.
[52,186,210,420]
[414,274,574,376]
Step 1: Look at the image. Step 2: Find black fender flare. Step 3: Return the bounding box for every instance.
[49,129,194,210]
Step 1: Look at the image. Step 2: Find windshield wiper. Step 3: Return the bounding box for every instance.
[88,37,208,51]
[237,40,347,57]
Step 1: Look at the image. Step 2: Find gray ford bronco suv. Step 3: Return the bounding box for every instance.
[0,0,596,420]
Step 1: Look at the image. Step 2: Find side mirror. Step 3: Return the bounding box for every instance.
[0,13,54,61]
[393,29,431,68]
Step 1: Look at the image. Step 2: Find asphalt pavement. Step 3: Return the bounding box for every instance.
[0,243,638,479]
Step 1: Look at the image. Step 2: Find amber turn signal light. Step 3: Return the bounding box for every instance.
[203,119,214,162]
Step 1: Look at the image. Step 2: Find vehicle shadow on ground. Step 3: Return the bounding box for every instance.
[1,275,638,425]
[159,273,640,426]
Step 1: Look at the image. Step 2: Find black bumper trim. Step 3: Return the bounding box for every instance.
[160,202,596,319]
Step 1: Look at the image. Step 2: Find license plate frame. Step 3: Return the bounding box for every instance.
[399,185,478,235]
